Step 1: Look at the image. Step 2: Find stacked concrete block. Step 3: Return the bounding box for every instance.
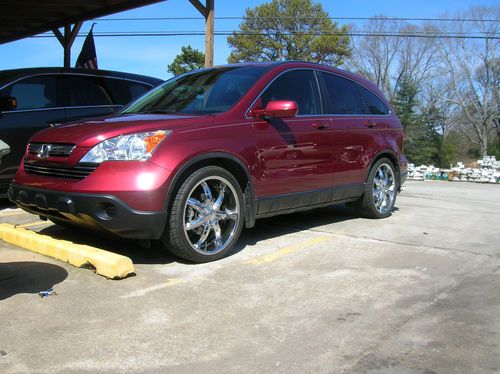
[407,156,500,184]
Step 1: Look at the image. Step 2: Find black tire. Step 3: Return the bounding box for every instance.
[161,166,245,263]
[356,157,397,219]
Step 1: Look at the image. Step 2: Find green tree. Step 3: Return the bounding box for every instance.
[227,0,351,66]
[167,46,205,76]
[441,133,460,167]
[392,79,439,165]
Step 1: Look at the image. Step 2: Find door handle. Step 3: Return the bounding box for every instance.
[364,120,376,128]
[312,122,329,130]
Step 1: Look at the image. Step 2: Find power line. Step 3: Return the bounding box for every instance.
[32,31,500,40]
[41,30,499,36]
[94,16,500,23]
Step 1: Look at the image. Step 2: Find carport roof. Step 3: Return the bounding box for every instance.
[0,0,163,44]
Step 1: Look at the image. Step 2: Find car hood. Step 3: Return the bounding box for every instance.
[30,113,214,147]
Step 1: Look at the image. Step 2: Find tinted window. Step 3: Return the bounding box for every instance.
[123,66,267,115]
[321,72,364,115]
[105,78,152,105]
[65,76,113,106]
[359,85,389,115]
[1,76,57,110]
[261,70,321,115]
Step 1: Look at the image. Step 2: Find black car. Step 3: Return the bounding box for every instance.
[0,67,162,194]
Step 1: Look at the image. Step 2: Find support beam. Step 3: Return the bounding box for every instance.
[204,0,214,67]
[52,21,83,68]
[189,0,214,67]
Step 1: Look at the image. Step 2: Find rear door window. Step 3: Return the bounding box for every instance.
[358,85,390,115]
[63,75,113,107]
[261,70,321,115]
[1,75,58,110]
[320,72,364,115]
[105,78,152,105]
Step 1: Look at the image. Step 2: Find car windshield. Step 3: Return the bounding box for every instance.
[122,66,268,115]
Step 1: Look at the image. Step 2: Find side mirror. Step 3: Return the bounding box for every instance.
[252,100,298,118]
[0,96,17,111]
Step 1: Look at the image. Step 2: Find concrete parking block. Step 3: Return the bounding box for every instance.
[0,223,134,279]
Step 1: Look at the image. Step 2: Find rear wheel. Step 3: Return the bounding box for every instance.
[356,157,397,219]
[161,166,245,263]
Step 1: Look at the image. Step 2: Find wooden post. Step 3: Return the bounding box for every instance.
[52,21,83,67]
[189,0,215,67]
[204,0,214,67]
[63,25,71,67]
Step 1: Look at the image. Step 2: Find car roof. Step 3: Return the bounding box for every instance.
[203,61,385,98]
[0,67,163,88]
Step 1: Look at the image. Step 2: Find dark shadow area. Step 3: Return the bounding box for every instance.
[0,261,68,300]
[229,203,363,256]
[38,225,176,265]
[34,203,398,264]
[0,198,15,210]
[268,117,296,144]
[231,203,399,256]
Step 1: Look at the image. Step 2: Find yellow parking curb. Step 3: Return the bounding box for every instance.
[0,223,134,279]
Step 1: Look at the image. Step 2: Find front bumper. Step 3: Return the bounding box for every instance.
[8,183,167,240]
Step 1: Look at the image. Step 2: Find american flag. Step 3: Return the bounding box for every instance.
[76,26,98,69]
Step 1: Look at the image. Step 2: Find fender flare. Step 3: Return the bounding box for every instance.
[366,149,401,189]
[163,152,257,228]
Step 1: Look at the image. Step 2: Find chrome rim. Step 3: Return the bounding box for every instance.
[183,176,240,255]
[373,163,396,214]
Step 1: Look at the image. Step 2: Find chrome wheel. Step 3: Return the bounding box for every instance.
[183,176,240,255]
[373,163,396,215]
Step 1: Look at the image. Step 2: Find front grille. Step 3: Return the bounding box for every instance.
[28,143,75,157]
[24,161,97,180]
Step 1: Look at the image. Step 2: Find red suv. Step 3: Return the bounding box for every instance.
[9,62,407,262]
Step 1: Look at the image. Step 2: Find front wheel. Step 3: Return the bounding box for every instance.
[161,166,245,263]
[356,158,397,219]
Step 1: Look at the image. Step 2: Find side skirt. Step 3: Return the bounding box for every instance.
[255,183,364,220]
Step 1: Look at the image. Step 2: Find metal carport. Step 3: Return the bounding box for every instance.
[0,0,214,67]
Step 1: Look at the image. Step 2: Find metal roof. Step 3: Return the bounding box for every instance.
[0,0,163,44]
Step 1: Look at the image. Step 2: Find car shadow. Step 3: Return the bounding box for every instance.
[34,203,396,264]
[0,198,15,210]
[0,261,68,300]
[229,203,363,257]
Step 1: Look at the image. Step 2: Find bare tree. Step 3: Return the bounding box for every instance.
[347,18,438,101]
[396,24,439,95]
[347,17,403,99]
[436,6,499,156]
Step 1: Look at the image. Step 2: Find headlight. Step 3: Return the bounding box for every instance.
[80,130,171,163]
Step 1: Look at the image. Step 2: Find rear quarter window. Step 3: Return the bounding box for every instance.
[358,85,390,115]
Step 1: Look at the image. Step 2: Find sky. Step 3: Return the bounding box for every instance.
[0,0,498,80]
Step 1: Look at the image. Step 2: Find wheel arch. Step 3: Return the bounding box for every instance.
[164,152,257,228]
[367,150,401,191]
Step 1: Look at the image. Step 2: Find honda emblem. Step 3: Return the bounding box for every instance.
[38,144,52,158]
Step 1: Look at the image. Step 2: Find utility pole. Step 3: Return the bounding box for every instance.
[188,0,214,67]
[52,22,83,67]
